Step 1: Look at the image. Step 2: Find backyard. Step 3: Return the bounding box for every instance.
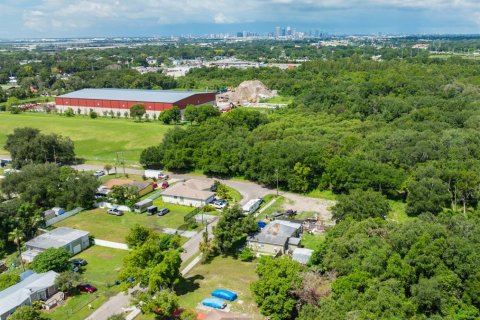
[0,113,172,164]
[176,256,263,319]
[54,197,197,243]
[46,245,129,320]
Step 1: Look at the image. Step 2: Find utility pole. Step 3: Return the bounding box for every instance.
[275,168,279,197]
[53,145,57,164]
[115,152,120,176]
[121,152,126,176]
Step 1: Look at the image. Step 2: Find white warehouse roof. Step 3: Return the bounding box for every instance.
[25,227,89,250]
[58,88,209,103]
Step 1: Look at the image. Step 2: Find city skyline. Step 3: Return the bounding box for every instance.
[1,1,480,38]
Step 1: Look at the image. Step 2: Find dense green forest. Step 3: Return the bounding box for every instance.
[252,214,480,320]
[0,39,438,103]
[142,57,480,216]
[140,55,480,317]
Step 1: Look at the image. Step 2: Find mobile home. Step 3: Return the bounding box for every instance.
[134,199,153,213]
[242,198,262,214]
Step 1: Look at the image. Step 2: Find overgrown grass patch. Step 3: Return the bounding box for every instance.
[302,233,326,250]
[306,189,337,201]
[256,196,288,220]
[387,200,409,223]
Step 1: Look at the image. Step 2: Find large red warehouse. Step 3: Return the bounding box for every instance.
[55,88,216,116]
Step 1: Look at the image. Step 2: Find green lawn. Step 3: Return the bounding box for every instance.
[225,185,242,203]
[262,95,294,104]
[295,211,319,220]
[387,200,409,223]
[257,194,275,211]
[302,233,326,250]
[46,245,128,320]
[306,189,337,201]
[177,256,262,319]
[0,112,172,164]
[256,196,289,220]
[54,199,196,243]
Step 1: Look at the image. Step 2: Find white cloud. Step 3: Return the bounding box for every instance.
[214,13,233,24]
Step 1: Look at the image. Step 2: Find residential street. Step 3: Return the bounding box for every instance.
[71,164,335,215]
[2,160,333,320]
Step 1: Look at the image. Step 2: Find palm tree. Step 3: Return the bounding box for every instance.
[8,228,25,272]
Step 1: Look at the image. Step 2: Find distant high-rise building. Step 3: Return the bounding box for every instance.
[237,32,243,38]
[281,28,286,37]
[275,26,281,38]
[286,26,292,36]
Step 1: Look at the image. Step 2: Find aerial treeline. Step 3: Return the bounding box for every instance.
[0,163,99,256]
[0,128,98,257]
[250,214,480,320]
[5,127,75,168]
[0,39,436,100]
[142,57,480,216]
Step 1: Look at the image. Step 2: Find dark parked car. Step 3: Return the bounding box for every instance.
[146,205,158,216]
[77,283,97,293]
[157,208,170,216]
[270,211,284,219]
[70,258,88,266]
[284,209,297,216]
[107,208,124,216]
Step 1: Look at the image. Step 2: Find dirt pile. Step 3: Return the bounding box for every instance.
[229,80,277,103]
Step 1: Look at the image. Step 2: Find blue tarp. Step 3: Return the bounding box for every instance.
[257,221,267,229]
[211,289,238,301]
[202,298,227,309]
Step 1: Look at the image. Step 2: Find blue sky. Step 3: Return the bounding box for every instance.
[1,0,479,38]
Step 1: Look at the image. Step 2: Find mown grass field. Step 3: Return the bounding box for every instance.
[177,256,262,319]
[54,197,196,243]
[46,245,128,320]
[0,112,172,164]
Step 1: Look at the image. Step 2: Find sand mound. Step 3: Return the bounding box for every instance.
[230,80,277,103]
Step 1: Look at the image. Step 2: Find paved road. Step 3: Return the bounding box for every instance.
[85,290,130,320]
[181,217,218,262]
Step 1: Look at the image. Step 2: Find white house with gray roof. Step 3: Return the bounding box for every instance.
[0,271,58,320]
[22,227,90,263]
[162,179,215,207]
